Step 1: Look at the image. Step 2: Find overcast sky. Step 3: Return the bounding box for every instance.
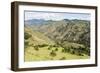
[25,11,90,21]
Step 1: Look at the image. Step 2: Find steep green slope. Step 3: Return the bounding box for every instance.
[24,26,55,46]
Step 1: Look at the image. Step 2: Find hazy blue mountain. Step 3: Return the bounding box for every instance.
[25,19,46,25]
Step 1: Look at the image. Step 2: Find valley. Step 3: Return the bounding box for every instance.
[24,19,90,61]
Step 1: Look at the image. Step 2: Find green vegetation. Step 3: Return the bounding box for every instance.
[24,19,90,62]
[25,44,89,61]
[50,50,57,57]
[24,32,32,40]
[60,57,66,60]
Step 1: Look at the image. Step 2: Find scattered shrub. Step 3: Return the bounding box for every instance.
[78,53,83,56]
[50,51,56,57]
[55,48,58,51]
[60,57,66,60]
[24,41,29,48]
[48,47,51,50]
[84,47,90,56]
[62,49,65,53]
[62,48,70,53]
[25,41,29,46]
[48,45,52,50]
[34,46,39,51]
[24,32,32,40]
[37,44,48,47]
[52,45,59,47]
[71,51,75,54]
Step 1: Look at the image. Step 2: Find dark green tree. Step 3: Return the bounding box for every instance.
[50,51,56,57]
[24,32,32,40]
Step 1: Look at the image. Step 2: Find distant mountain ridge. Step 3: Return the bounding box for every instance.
[25,19,89,25]
[25,19,46,25]
[25,19,62,26]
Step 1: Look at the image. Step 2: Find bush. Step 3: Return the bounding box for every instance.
[78,53,83,56]
[48,45,52,50]
[62,49,65,53]
[34,46,39,51]
[50,51,56,57]
[62,48,70,53]
[24,41,29,48]
[48,47,51,50]
[37,44,48,47]
[60,57,66,60]
[71,51,75,54]
[24,32,32,40]
[55,48,58,51]
[84,47,90,56]
[52,45,59,47]
[25,41,29,46]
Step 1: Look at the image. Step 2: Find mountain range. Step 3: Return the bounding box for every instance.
[24,18,91,62]
[25,19,90,47]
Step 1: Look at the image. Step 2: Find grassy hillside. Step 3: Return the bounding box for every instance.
[25,45,89,61]
[24,24,90,62]
[24,26,55,46]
